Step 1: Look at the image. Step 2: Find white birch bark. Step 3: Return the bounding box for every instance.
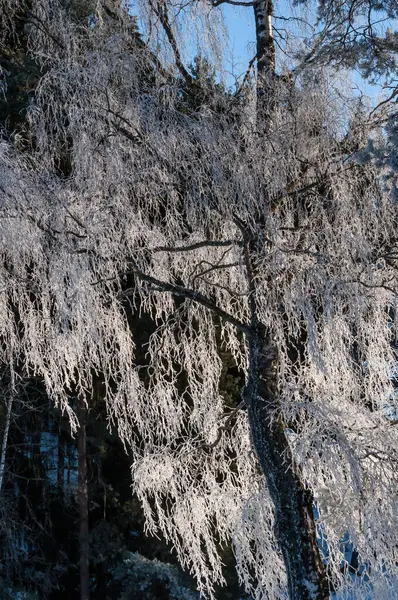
[0,364,14,496]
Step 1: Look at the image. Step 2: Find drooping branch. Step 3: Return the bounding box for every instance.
[102,2,176,83]
[210,0,254,6]
[150,0,195,89]
[234,53,257,99]
[26,11,66,51]
[150,240,243,253]
[197,399,246,450]
[120,264,252,336]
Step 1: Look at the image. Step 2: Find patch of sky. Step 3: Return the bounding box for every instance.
[220,1,395,102]
[130,0,387,100]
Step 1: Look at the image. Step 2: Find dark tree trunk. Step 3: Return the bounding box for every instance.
[244,327,330,600]
[240,233,329,599]
[77,398,90,600]
[245,3,329,595]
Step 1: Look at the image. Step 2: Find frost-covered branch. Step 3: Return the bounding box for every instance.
[120,264,252,336]
[0,1,398,598]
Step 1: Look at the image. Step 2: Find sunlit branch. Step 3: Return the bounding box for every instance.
[120,264,252,336]
[196,399,246,451]
[368,88,398,118]
[151,240,243,253]
[210,0,254,6]
[150,0,195,88]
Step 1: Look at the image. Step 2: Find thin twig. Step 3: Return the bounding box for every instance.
[198,400,246,451]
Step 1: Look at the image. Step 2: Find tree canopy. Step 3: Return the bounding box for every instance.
[0,1,397,599]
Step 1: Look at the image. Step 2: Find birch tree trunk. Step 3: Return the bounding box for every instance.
[242,236,330,599]
[245,332,330,599]
[253,0,276,124]
[77,398,90,600]
[249,4,329,595]
[0,366,14,496]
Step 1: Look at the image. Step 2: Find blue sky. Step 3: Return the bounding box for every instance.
[221,2,378,98]
[133,1,387,102]
[221,4,255,83]
[223,2,388,103]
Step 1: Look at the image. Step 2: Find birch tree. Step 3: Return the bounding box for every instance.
[0,1,397,599]
[0,362,15,497]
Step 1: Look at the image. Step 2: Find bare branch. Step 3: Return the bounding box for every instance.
[234,53,257,99]
[197,399,246,450]
[120,264,252,336]
[151,240,243,253]
[150,0,195,88]
[210,0,254,6]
